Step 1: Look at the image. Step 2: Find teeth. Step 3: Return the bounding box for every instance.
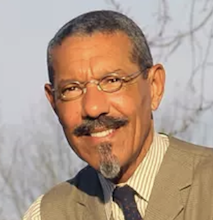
[91,129,114,137]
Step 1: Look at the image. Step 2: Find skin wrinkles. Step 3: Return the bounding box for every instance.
[51,34,135,83]
[45,31,165,183]
[56,68,124,93]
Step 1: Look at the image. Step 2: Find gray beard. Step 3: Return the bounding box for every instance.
[98,142,120,179]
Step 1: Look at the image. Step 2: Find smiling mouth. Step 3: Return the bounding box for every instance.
[90,129,114,138]
[73,116,129,137]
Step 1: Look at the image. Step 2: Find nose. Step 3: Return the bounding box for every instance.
[81,84,110,119]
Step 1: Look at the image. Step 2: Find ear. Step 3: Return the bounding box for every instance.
[44,83,57,112]
[148,64,166,111]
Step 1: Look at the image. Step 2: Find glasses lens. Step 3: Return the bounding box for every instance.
[60,83,82,100]
[100,75,122,92]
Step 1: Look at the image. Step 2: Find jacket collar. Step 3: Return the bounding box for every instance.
[144,136,193,220]
[71,136,193,220]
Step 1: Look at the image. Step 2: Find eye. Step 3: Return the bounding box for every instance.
[100,75,122,92]
[61,84,81,95]
[108,77,119,83]
[104,76,121,84]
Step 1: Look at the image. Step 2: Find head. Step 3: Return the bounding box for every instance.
[45,10,165,182]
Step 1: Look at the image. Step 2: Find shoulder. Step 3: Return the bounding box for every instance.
[169,136,213,157]
[23,166,99,220]
[40,166,103,219]
[168,136,213,169]
[43,165,99,201]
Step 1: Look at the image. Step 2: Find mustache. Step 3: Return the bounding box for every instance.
[73,115,129,137]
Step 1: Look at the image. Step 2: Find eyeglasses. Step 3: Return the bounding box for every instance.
[52,69,145,101]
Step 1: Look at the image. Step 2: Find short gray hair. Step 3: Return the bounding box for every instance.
[47,10,153,84]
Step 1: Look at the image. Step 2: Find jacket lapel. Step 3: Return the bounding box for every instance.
[70,137,193,220]
[74,192,107,220]
[70,167,108,220]
[145,137,193,220]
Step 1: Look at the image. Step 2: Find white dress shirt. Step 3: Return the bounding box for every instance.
[23,133,169,220]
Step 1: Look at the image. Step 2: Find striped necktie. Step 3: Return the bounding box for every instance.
[113,185,143,220]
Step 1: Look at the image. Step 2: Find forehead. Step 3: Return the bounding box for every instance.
[50,32,136,81]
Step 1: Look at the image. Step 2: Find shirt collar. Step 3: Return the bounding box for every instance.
[98,132,169,218]
[125,132,167,201]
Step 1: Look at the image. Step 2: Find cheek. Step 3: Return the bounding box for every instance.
[110,84,151,149]
[133,82,152,118]
[134,85,152,135]
[56,102,82,130]
[110,83,151,119]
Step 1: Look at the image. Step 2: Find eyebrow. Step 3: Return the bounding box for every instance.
[57,69,123,87]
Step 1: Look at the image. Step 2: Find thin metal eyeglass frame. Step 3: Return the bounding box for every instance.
[51,69,146,101]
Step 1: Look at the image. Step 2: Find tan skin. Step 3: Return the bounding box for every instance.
[45,32,165,183]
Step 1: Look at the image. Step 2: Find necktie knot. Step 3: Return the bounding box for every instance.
[113,185,143,220]
[113,185,136,206]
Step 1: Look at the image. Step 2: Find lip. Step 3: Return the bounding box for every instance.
[82,128,117,144]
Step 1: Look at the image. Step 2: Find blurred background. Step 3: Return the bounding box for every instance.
[0,0,213,219]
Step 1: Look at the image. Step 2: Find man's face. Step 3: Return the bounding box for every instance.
[45,32,165,181]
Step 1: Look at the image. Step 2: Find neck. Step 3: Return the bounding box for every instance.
[113,123,154,184]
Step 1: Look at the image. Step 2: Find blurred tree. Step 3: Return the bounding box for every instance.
[107,0,213,139]
[1,1,213,219]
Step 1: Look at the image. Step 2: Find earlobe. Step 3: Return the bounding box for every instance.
[149,64,166,111]
[44,84,56,111]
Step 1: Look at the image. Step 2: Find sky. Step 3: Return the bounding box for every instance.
[1,0,212,144]
[0,0,184,123]
[1,1,213,219]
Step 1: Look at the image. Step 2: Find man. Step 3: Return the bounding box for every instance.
[23,10,213,220]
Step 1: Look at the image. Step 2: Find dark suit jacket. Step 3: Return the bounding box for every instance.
[41,137,213,220]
